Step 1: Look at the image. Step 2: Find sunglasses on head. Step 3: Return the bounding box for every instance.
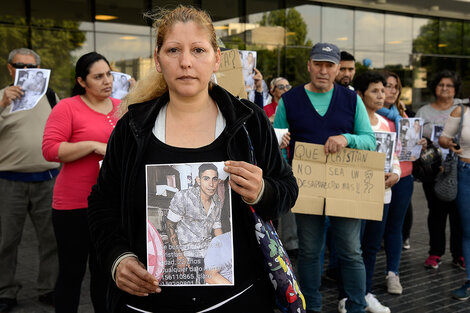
[10,62,38,69]
[276,84,291,91]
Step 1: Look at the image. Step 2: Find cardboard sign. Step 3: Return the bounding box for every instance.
[215,49,247,99]
[292,142,385,221]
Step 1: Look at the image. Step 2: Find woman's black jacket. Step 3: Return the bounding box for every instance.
[87,84,298,311]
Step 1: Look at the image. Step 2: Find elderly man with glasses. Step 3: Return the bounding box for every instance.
[0,48,59,312]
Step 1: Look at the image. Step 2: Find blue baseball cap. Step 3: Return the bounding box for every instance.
[310,43,340,64]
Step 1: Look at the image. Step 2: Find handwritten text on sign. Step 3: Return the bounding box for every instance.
[215,49,247,99]
[292,142,385,221]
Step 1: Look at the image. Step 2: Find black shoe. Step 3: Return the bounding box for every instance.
[38,291,54,306]
[0,298,17,313]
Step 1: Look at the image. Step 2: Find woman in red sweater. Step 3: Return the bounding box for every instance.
[264,77,291,123]
[42,52,121,313]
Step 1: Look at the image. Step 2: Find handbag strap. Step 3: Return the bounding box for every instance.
[456,103,465,145]
[242,123,257,165]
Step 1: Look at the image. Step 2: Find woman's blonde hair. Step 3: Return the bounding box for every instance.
[120,5,218,116]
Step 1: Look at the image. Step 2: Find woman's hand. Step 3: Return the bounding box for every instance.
[93,142,107,155]
[384,173,399,189]
[115,256,161,296]
[280,132,291,149]
[439,136,462,154]
[224,161,263,203]
[418,138,427,151]
[57,141,107,162]
[449,141,463,155]
[253,68,263,93]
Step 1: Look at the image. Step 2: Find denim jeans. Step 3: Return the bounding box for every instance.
[320,217,338,274]
[0,178,58,299]
[457,160,470,280]
[296,213,366,313]
[384,175,414,274]
[361,203,390,293]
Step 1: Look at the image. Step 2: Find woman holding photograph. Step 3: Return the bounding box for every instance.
[42,52,120,312]
[376,71,421,295]
[416,70,463,271]
[439,101,470,300]
[87,5,298,313]
[351,71,400,312]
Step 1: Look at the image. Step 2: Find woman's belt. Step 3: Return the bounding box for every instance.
[460,157,470,164]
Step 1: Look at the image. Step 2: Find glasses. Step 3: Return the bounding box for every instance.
[385,84,399,91]
[10,62,38,69]
[437,83,454,89]
[276,84,292,91]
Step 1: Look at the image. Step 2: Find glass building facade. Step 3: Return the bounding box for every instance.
[1,0,470,110]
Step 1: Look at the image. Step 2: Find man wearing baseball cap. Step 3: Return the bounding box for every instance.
[274,42,376,313]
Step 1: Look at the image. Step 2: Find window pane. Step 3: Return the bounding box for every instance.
[95,32,152,80]
[286,46,310,87]
[0,1,25,23]
[355,11,384,52]
[202,0,240,22]
[96,0,148,26]
[355,51,384,69]
[31,27,88,99]
[244,9,287,85]
[31,0,91,25]
[385,53,411,68]
[71,31,96,59]
[288,4,320,46]
[94,21,151,35]
[413,17,438,54]
[438,19,462,55]
[321,7,353,51]
[385,14,412,54]
[0,25,29,88]
[464,22,470,55]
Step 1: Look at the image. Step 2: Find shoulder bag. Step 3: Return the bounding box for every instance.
[434,104,464,202]
[243,124,306,313]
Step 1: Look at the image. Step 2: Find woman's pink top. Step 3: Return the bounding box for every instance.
[383,114,412,178]
[42,95,120,210]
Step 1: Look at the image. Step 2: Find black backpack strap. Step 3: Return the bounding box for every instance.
[45,87,57,108]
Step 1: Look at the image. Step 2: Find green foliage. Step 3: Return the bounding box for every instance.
[412,19,470,98]
[260,8,308,46]
[413,19,439,54]
[0,16,85,98]
[257,8,312,87]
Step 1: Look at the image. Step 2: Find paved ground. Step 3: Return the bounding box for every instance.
[9,182,470,312]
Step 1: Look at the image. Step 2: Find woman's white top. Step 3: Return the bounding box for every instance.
[152,104,226,143]
[442,106,470,159]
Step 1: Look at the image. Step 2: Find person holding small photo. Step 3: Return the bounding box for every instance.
[416,70,464,271]
[352,71,401,313]
[87,5,297,313]
[439,100,470,300]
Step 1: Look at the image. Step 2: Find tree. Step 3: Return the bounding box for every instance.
[0,16,85,99]
[258,8,312,87]
[412,19,470,98]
